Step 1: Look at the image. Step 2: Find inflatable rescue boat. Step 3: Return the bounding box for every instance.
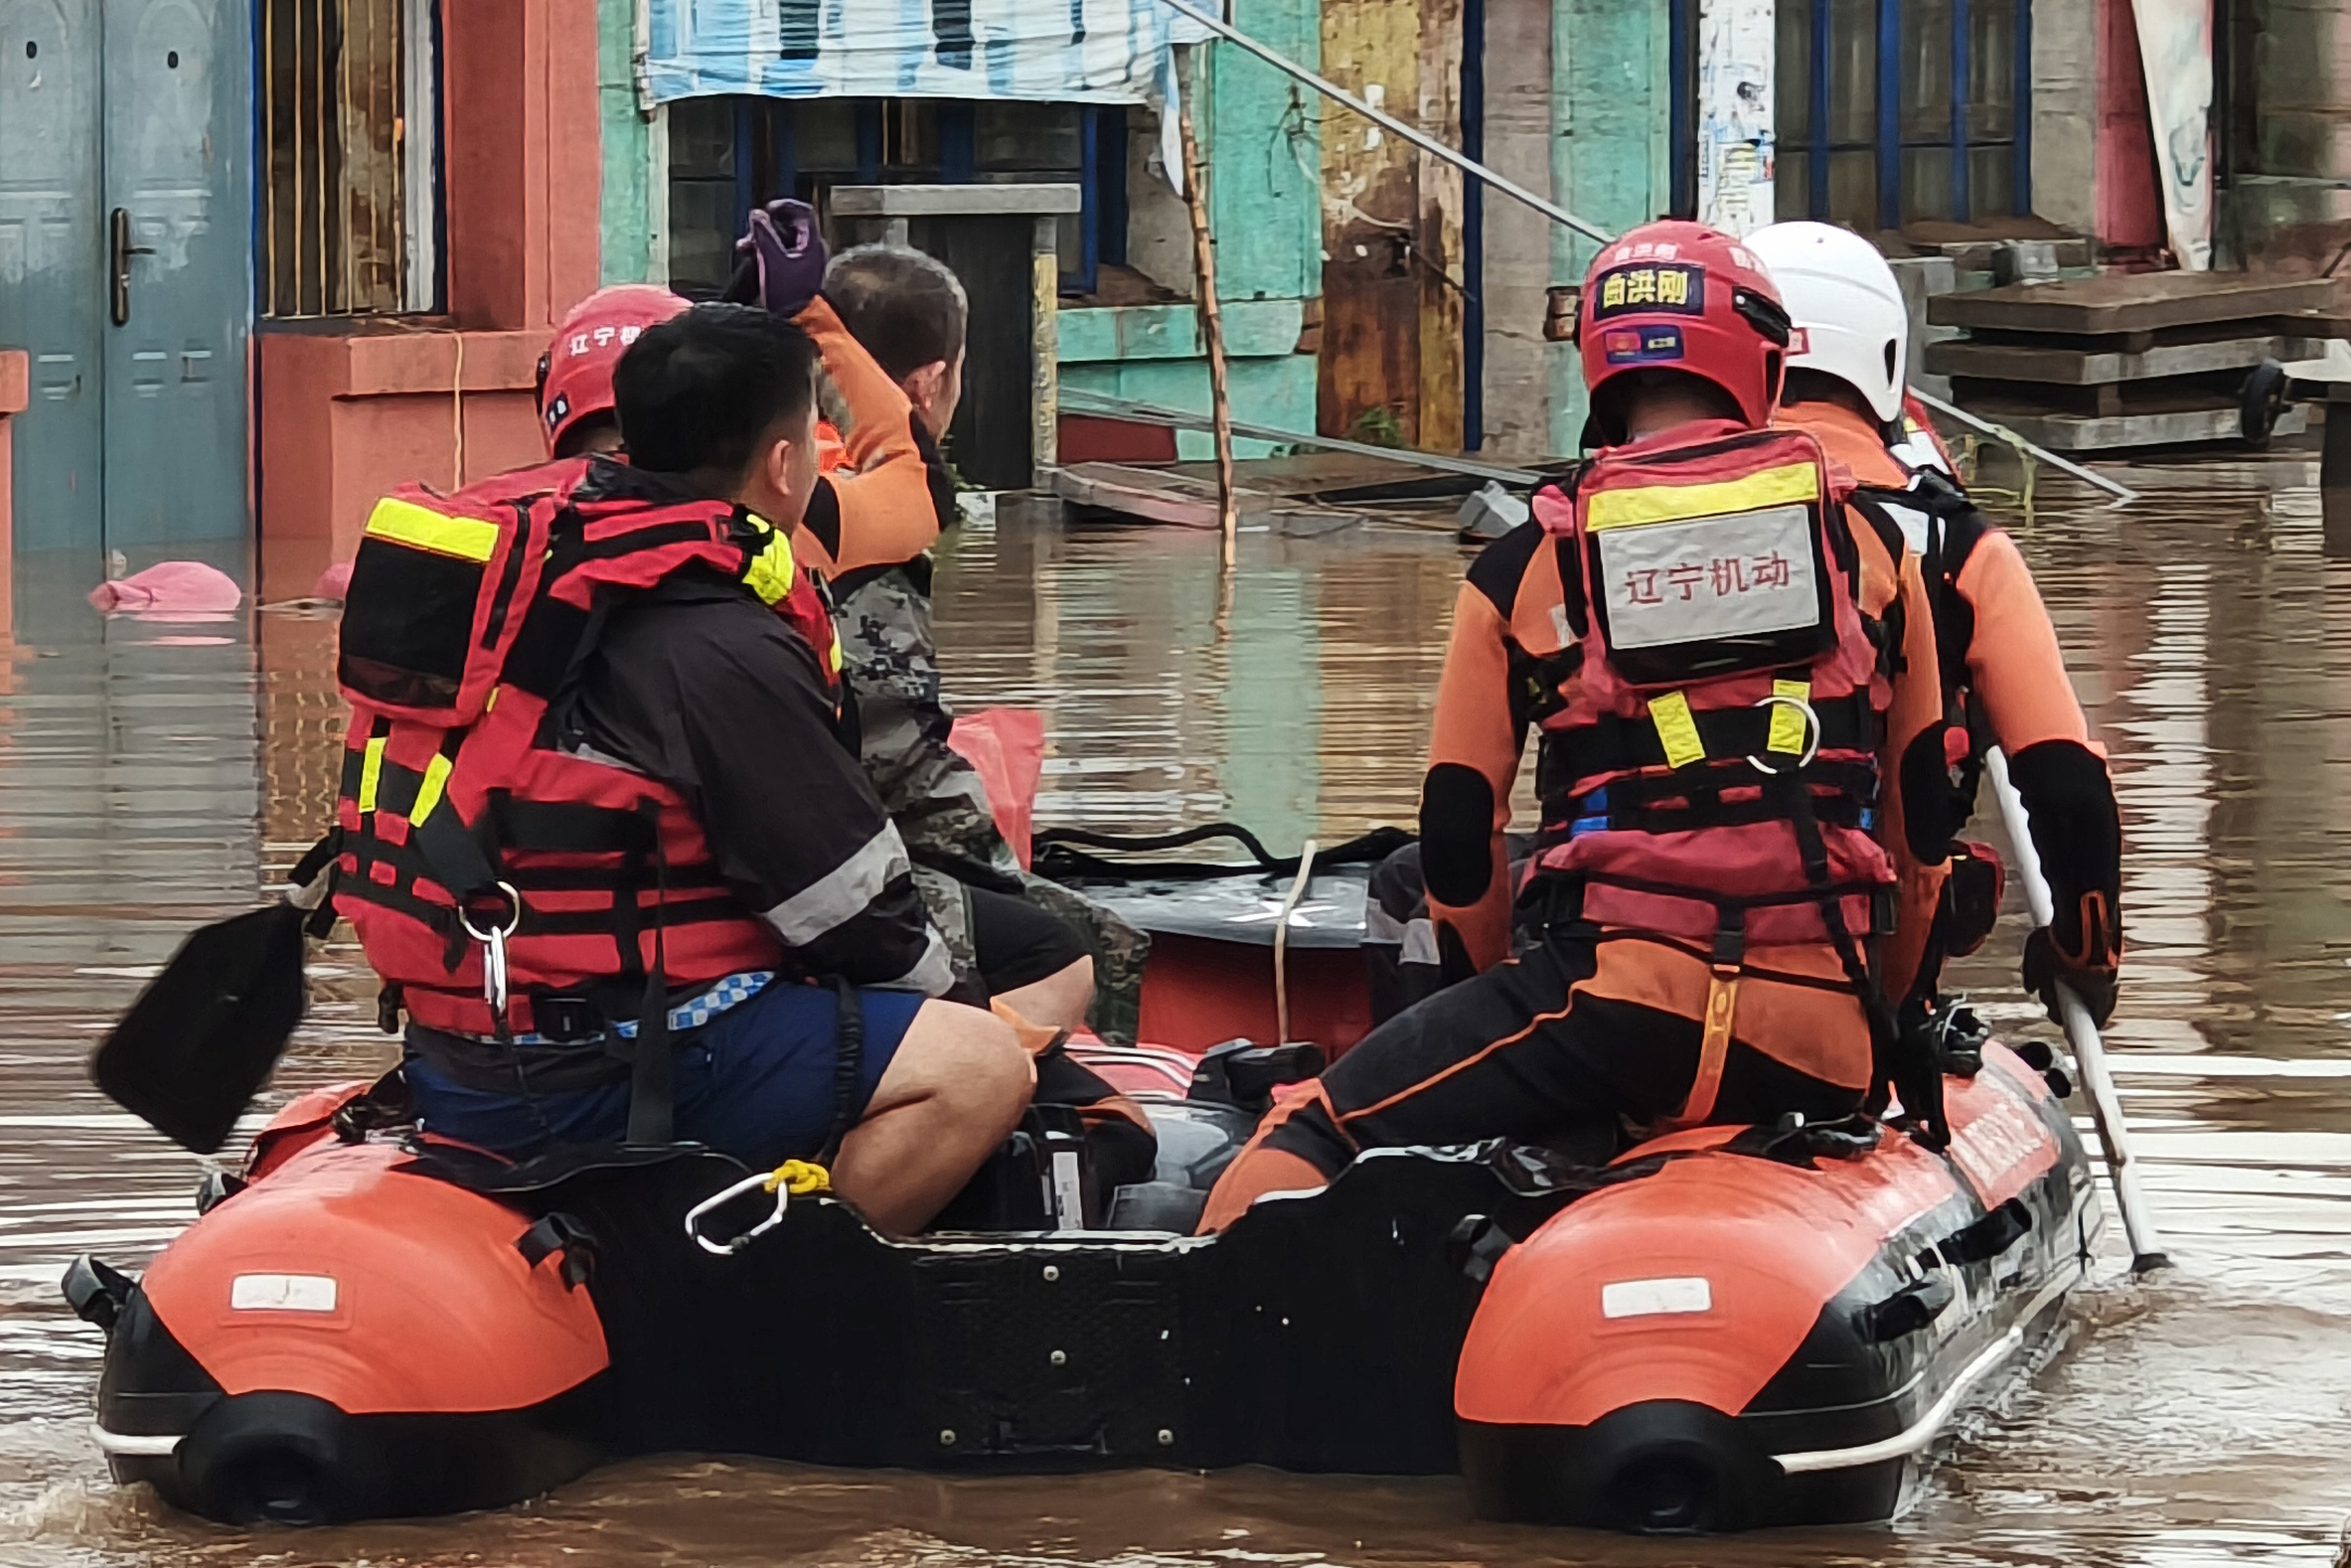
[69,850,2098,1534]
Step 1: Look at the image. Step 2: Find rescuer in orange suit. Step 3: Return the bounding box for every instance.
[1198,221,1954,1234]
[1748,221,2122,1028]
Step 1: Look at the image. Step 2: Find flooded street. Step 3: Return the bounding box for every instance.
[3,458,2350,1565]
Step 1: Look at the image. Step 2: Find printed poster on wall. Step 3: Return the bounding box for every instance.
[1696,0,1774,237]
[2130,0,2213,269]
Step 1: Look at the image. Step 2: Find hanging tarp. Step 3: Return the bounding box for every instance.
[1695,0,1775,237]
[640,0,1207,105]
[2130,0,2213,270]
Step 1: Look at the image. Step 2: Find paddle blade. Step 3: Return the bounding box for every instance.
[91,903,308,1154]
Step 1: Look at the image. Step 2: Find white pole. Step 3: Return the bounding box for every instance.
[1986,747,2168,1271]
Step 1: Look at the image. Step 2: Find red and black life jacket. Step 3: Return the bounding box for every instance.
[1529,423,1899,953]
[331,460,843,1043]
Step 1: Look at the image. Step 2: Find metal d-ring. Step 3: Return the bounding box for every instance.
[459,880,523,942]
[1746,694,1821,775]
[461,882,523,1017]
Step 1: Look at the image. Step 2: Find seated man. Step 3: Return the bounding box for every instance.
[789,238,1145,1037]
[1198,222,1953,1232]
[1748,220,2122,1027]
[340,304,1032,1236]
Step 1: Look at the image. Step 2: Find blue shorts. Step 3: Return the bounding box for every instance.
[404,982,928,1169]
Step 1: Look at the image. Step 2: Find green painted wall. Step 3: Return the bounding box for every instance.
[1548,0,1672,452]
[598,0,657,283]
[1200,0,1324,305]
[1061,354,1320,460]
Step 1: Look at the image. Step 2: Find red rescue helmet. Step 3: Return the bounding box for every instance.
[1577,220,1794,436]
[537,285,691,455]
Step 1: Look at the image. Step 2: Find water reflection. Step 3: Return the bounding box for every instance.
[4,463,2351,1564]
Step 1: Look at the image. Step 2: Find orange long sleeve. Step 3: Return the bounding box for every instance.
[1957,529,2093,755]
[1420,580,1528,975]
[1868,520,1951,1004]
[795,297,953,575]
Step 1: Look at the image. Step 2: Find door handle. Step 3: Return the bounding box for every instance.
[109,208,155,327]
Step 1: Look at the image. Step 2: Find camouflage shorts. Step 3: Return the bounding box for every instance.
[911,864,1151,1045]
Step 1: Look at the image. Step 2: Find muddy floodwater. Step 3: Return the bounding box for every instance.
[3,458,2349,1565]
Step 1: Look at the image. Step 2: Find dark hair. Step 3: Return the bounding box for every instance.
[823,244,969,381]
[612,303,817,478]
[551,410,619,460]
[1588,368,1744,446]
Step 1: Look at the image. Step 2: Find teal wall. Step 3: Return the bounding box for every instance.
[1200,0,1324,305]
[1549,0,1673,451]
[1055,0,1324,454]
[598,0,657,285]
[1058,298,1314,458]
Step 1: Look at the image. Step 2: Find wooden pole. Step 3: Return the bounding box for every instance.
[1176,48,1239,569]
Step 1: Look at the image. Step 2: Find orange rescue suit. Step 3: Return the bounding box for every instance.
[1416,457,1950,1085]
[1775,397,2120,1005]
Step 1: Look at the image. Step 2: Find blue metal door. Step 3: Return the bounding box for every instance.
[0,0,105,552]
[101,0,249,551]
[0,0,248,564]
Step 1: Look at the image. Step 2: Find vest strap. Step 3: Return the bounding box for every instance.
[1538,690,1877,800]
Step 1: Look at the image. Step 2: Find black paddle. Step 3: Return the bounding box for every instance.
[89,835,338,1155]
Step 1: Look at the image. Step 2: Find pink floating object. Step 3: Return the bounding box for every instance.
[314,560,355,603]
[947,707,1046,868]
[87,561,243,615]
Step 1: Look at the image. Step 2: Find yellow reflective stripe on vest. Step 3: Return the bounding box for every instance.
[1646,691,1706,770]
[357,735,388,813]
[409,751,454,826]
[365,496,501,562]
[739,514,796,606]
[1768,678,1811,755]
[1586,462,1820,532]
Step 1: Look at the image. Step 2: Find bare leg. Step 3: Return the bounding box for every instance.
[830,999,1032,1235]
[995,954,1094,1034]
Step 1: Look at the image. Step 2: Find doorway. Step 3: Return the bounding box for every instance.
[0,0,252,562]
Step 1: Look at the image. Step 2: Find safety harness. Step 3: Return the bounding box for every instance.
[1528,423,1917,1132]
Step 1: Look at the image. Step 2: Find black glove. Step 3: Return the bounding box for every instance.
[2022,888,2120,1028]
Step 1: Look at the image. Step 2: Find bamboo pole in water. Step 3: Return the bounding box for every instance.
[1176,50,1239,569]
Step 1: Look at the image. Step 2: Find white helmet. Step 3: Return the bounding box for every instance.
[1747,222,1910,425]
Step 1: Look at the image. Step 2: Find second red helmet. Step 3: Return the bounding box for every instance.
[537,284,693,456]
[1577,221,1794,433]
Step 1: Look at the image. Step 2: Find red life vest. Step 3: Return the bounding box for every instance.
[331,461,843,1040]
[1530,423,1897,950]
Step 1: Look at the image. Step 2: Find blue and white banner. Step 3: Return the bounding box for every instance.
[641,0,1206,106]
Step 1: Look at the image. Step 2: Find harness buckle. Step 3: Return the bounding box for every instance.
[532,995,605,1043]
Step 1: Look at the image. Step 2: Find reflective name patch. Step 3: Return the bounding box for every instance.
[1601,1276,1713,1319]
[1597,504,1820,650]
[230,1274,339,1313]
[1591,262,1705,319]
